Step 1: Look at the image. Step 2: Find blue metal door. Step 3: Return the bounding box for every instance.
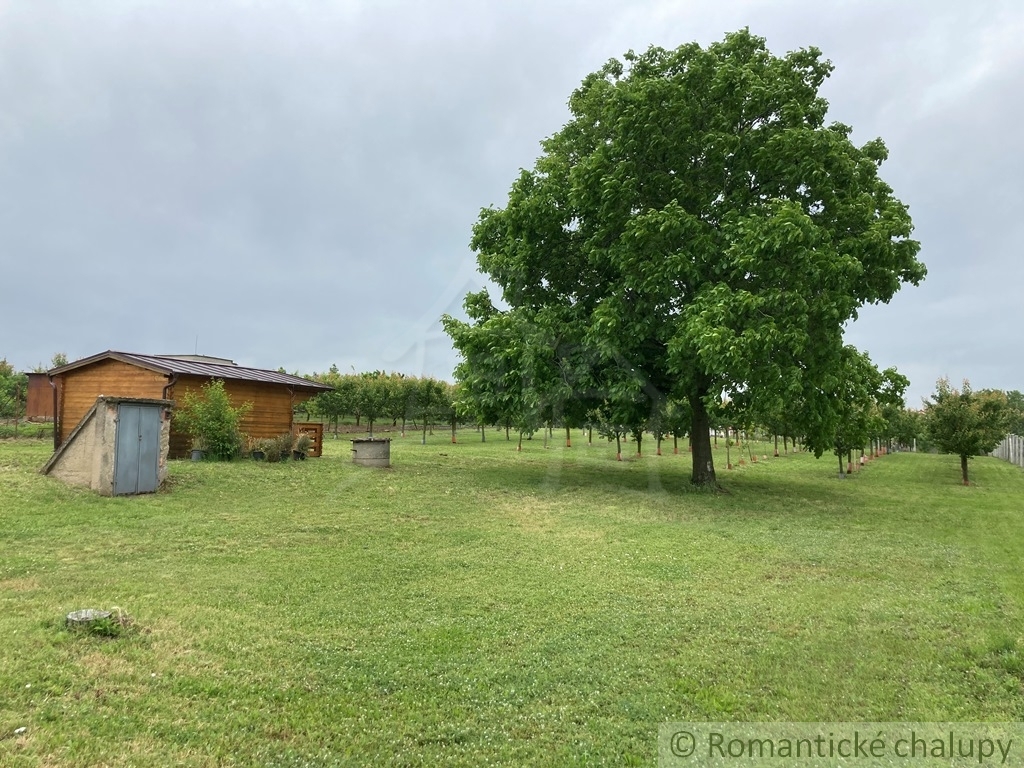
[114,404,160,495]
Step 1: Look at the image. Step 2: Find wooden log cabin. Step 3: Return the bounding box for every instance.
[48,352,332,458]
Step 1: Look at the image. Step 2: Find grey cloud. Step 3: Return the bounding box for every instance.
[1,1,1020,403]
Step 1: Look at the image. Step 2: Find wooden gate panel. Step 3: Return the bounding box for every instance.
[296,422,324,458]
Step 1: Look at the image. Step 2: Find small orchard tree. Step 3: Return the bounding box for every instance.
[801,347,907,477]
[412,378,448,445]
[924,378,1008,485]
[383,373,414,436]
[306,364,350,435]
[665,398,690,455]
[443,295,556,450]
[174,379,253,460]
[356,371,390,437]
[441,382,460,443]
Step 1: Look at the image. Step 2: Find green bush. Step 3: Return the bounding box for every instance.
[294,433,312,455]
[0,358,27,419]
[261,437,282,463]
[174,380,252,460]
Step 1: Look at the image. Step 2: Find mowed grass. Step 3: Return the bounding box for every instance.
[2,431,1024,766]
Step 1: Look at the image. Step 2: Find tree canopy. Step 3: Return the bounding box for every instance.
[0,358,27,419]
[445,29,925,485]
[924,378,1009,485]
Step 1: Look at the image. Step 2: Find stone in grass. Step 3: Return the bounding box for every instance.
[66,608,112,627]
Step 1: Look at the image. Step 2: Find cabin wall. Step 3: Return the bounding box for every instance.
[56,361,167,445]
[167,377,315,457]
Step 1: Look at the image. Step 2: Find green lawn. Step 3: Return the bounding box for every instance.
[2,432,1024,766]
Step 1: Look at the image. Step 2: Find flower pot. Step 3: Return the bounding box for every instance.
[292,450,306,461]
[251,450,266,461]
[190,449,206,461]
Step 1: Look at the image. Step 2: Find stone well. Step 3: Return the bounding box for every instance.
[351,437,391,468]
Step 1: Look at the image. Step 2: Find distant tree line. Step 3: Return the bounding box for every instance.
[300,367,460,443]
[439,318,920,475]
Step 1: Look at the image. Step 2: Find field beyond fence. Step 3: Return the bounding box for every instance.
[2,433,1024,766]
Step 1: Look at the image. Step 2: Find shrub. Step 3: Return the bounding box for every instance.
[276,432,294,456]
[174,380,253,461]
[261,437,282,463]
[294,433,313,455]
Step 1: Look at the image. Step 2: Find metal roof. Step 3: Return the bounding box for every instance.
[49,351,332,392]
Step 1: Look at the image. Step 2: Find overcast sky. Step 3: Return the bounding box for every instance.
[2,0,1021,406]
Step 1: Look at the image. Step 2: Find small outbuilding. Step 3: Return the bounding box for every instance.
[25,372,54,421]
[48,351,332,458]
[42,396,173,496]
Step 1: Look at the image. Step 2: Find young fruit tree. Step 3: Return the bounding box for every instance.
[445,30,925,486]
[924,378,1009,485]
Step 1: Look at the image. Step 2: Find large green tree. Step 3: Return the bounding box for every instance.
[448,30,925,485]
[924,378,1009,485]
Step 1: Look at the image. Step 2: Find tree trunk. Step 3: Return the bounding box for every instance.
[517,431,523,451]
[774,434,779,457]
[656,435,662,456]
[838,452,845,477]
[565,425,571,448]
[506,424,510,441]
[673,434,679,454]
[689,394,716,486]
[961,454,969,485]
[615,432,621,461]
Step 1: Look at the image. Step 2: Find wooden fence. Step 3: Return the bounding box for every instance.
[992,434,1024,469]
